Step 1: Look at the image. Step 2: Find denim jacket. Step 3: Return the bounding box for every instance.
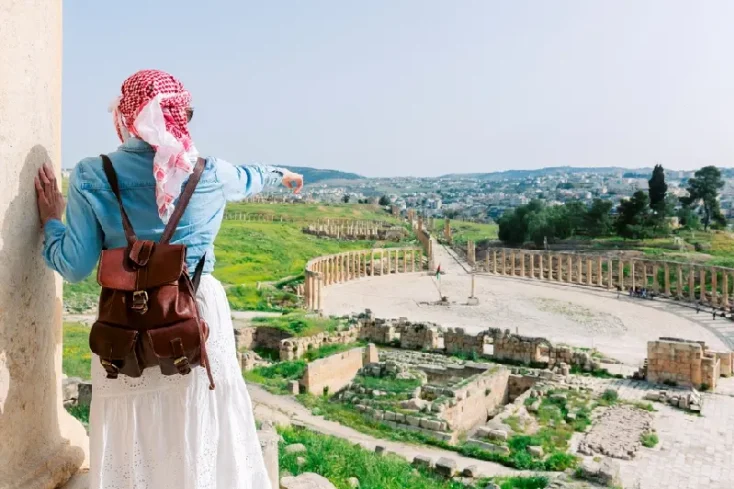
[43,138,284,282]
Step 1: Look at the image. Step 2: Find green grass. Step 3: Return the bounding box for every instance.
[63,322,91,379]
[279,427,481,489]
[641,432,659,448]
[352,375,423,395]
[226,202,398,222]
[251,314,345,337]
[298,394,577,471]
[244,342,365,394]
[436,219,498,245]
[65,404,90,430]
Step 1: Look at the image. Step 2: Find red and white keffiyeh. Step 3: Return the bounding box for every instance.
[109,69,198,223]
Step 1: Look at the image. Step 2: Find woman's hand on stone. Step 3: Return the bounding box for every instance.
[34,163,65,227]
[282,171,304,194]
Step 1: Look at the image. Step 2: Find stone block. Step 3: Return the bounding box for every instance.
[412,455,433,468]
[487,429,508,441]
[462,465,479,478]
[434,457,457,478]
[406,415,421,427]
[285,443,307,454]
[77,382,93,406]
[528,446,544,457]
[289,381,300,395]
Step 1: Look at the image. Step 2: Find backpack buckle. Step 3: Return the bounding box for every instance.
[100,359,120,379]
[173,356,192,375]
[131,290,149,314]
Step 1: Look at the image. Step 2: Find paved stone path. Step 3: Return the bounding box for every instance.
[322,245,730,366]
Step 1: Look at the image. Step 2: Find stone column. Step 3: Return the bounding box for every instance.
[700,268,707,303]
[538,254,544,280]
[711,268,718,306]
[665,263,671,296]
[689,268,696,301]
[0,2,88,485]
[723,272,729,310]
[258,425,279,488]
[606,258,613,289]
[676,264,682,298]
[618,260,625,290]
[529,253,535,278]
[586,258,593,286]
[403,250,408,273]
[467,241,475,266]
[492,250,497,274]
[547,254,553,281]
[576,255,584,285]
[519,253,525,277]
[410,250,415,272]
[510,251,516,276]
[630,261,636,290]
[380,250,385,275]
[394,248,399,273]
[485,251,490,273]
[641,263,648,290]
[652,264,659,293]
[317,274,323,311]
[568,255,573,283]
[501,250,507,275]
[597,257,603,287]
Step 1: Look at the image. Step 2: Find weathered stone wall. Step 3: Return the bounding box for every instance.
[444,328,487,356]
[280,326,361,361]
[301,346,375,395]
[716,351,733,376]
[440,367,511,434]
[508,373,542,401]
[646,338,725,389]
[234,326,295,352]
[303,223,407,241]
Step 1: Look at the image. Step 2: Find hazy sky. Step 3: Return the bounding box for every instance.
[63,1,734,177]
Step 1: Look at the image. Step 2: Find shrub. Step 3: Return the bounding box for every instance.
[601,389,619,404]
[641,432,659,448]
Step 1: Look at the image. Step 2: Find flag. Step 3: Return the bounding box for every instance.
[436,264,441,279]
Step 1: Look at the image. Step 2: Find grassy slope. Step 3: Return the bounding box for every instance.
[63,322,92,379]
[435,219,499,245]
[63,203,412,312]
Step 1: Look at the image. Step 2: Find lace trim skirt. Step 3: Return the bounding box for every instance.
[88,275,271,489]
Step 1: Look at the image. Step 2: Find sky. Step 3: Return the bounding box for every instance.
[63,1,734,177]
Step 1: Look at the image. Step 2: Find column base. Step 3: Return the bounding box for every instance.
[9,441,85,489]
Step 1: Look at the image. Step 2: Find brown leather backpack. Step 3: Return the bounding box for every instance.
[88,154,215,389]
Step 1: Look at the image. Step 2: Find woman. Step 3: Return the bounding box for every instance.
[34,69,303,489]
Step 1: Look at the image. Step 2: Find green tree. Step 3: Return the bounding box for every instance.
[378,195,391,206]
[498,200,545,245]
[615,191,652,239]
[342,194,351,203]
[648,164,668,221]
[584,199,614,236]
[680,166,725,230]
[677,206,702,230]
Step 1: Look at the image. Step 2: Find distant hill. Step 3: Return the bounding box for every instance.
[282,166,364,184]
[441,166,638,180]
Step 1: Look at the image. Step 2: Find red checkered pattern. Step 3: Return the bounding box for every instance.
[114,70,195,222]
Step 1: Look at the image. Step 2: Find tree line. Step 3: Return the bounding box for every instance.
[498,165,726,246]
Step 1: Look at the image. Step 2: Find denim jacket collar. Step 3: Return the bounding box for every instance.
[119,137,154,153]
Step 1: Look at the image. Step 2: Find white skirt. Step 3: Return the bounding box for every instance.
[89,275,272,489]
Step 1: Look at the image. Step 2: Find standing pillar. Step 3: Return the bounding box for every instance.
[676,264,682,298]
[577,256,584,285]
[652,264,659,293]
[317,274,323,312]
[665,263,671,296]
[630,261,636,290]
[380,250,385,275]
[711,268,718,306]
[394,249,399,273]
[0,2,88,485]
[567,255,573,283]
[700,268,707,303]
[641,263,648,290]
[538,254,544,280]
[492,250,497,274]
[530,253,535,278]
[519,253,525,277]
[606,258,613,289]
[510,252,516,276]
[723,272,729,311]
[501,250,507,275]
[586,258,593,286]
[547,254,553,281]
[597,257,603,287]
[618,260,624,290]
[689,267,696,301]
[485,251,490,273]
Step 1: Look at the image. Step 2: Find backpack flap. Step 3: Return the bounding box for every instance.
[97,242,187,291]
[146,319,203,376]
[89,322,142,378]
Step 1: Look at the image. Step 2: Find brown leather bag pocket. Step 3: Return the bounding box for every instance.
[146,319,203,376]
[89,322,143,378]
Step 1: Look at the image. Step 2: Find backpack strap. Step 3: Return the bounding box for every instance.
[159,157,207,245]
[101,154,137,246]
[192,253,206,292]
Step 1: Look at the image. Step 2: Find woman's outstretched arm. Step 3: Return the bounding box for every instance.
[36,163,103,283]
[214,158,303,202]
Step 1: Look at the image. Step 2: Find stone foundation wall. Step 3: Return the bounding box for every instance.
[508,373,542,402]
[234,326,293,352]
[301,345,377,395]
[440,367,511,434]
[280,326,361,361]
[444,328,487,356]
[646,338,725,389]
[716,351,733,376]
